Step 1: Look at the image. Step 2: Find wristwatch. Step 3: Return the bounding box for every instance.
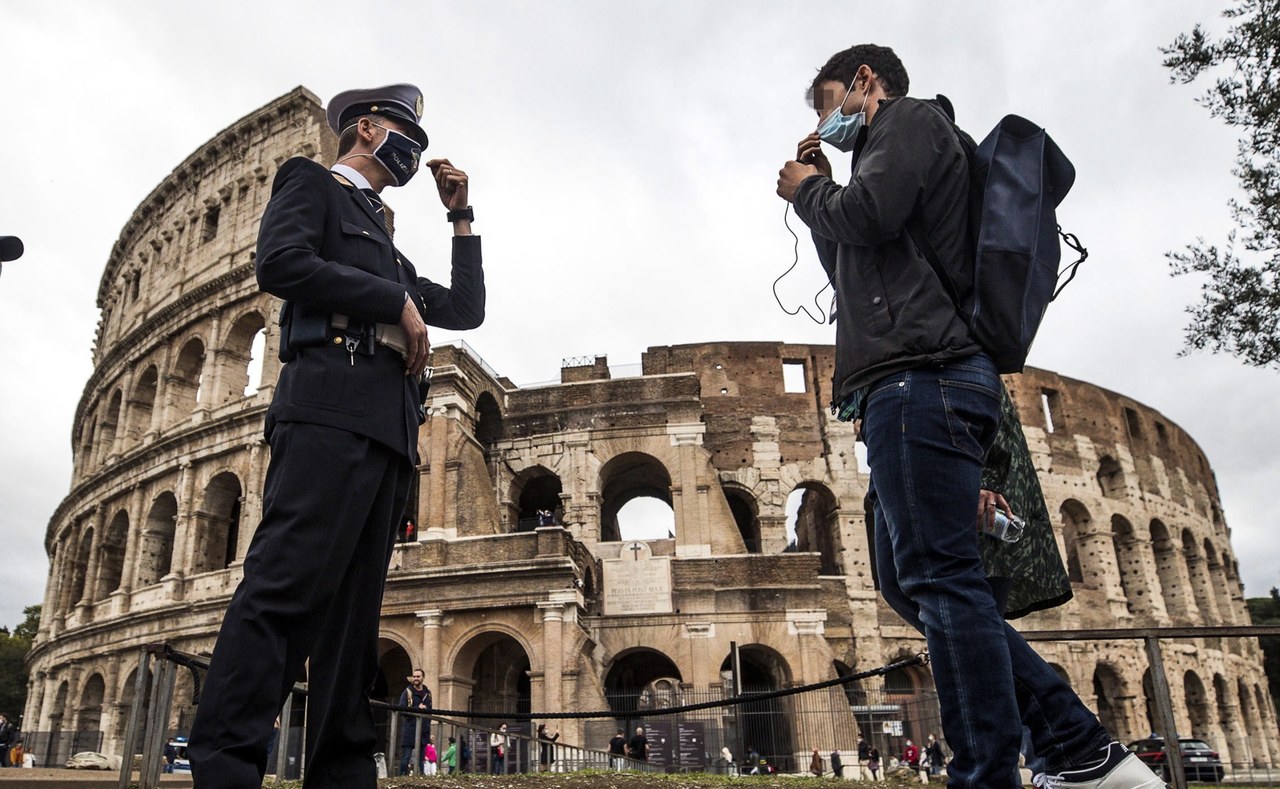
[446,206,474,223]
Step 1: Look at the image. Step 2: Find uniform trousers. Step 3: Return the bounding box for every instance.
[189,421,412,789]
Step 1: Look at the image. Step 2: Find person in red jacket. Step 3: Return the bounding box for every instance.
[903,739,920,769]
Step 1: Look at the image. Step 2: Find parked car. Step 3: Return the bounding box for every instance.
[1128,737,1224,782]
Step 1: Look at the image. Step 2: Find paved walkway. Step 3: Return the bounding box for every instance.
[0,769,192,787]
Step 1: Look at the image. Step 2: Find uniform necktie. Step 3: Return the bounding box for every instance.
[360,188,395,237]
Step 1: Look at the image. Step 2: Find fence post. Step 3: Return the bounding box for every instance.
[388,711,400,775]
[138,657,176,789]
[274,692,293,778]
[116,647,152,789]
[1143,636,1187,789]
[413,716,423,774]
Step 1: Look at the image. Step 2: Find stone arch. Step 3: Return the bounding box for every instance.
[1150,519,1188,620]
[1184,670,1210,739]
[604,648,683,714]
[1092,663,1127,742]
[373,637,414,705]
[509,465,563,532]
[220,310,267,401]
[116,665,145,748]
[168,336,206,422]
[598,451,674,543]
[97,388,125,463]
[721,645,795,771]
[193,471,243,573]
[452,630,533,717]
[1214,673,1244,769]
[95,509,130,601]
[1204,539,1234,624]
[1238,679,1265,768]
[1182,529,1218,622]
[783,482,843,575]
[49,679,70,732]
[474,391,503,466]
[67,524,95,607]
[722,483,761,553]
[1110,515,1146,615]
[1058,500,1091,583]
[77,672,106,732]
[137,492,179,586]
[125,365,159,444]
[882,656,940,751]
[1047,663,1072,686]
[1096,455,1127,499]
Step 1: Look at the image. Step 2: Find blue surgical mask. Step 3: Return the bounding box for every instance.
[371,123,422,186]
[816,81,870,152]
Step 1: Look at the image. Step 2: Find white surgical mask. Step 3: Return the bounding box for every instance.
[816,80,870,152]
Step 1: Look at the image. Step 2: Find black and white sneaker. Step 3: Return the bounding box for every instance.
[1032,742,1165,789]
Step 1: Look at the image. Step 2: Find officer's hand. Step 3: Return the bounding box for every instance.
[426,159,469,210]
[976,489,1012,531]
[400,296,431,376]
[777,160,819,203]
[796,133,832,179]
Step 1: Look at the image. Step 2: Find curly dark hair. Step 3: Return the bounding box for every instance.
[809,44,909,106]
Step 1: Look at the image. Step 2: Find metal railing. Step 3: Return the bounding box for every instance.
[103,625,1280,787]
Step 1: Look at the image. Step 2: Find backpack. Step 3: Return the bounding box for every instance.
[908,96,1087,374]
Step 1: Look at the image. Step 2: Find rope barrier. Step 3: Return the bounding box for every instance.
[147,643,928,721]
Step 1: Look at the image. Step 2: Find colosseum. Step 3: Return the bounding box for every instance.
[23,87,1279,774]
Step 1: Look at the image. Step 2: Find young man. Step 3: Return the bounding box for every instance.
[397,669,433,775]
[189,83,485,789]
[776,45,1161,789]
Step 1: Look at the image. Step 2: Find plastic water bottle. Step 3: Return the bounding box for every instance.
[981,510,1024,543]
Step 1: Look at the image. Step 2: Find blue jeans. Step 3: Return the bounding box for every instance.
[862,354,1109,788]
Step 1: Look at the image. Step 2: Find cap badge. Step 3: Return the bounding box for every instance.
[415,94,424,118]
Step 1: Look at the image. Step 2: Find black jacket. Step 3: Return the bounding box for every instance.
[256,157,485,459]
[793,97,980,406]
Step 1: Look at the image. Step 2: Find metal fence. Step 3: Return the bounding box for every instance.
[16,729,102,768]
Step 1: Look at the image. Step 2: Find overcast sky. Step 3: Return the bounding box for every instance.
[1,1,1276,630]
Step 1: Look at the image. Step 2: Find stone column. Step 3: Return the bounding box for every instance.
[537,601,565,715]
[417,610,444,693]
[173,460,198,579]
[119,485,147,596]
[83,504,108,606]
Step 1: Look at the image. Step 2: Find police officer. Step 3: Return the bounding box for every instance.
[189,83,485,789]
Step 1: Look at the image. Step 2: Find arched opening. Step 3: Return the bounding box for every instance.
[1096,456,1127,499]
[1184,671,1210,739]
[599,452,674,543]
[194,472,243,573]
[117,666,146,750]
[223,312,268,400]
[169,337,206,421]
[882,660,940,752]
[783,483,843,575]
[1111,515,1144,614]
[455,632,531,717]
[95,510,129,601]
[98,389,124,463]
[511,467,563,532]
[475,391,503,467]
[1205,539,1234,624]
[67,526,95,607]
[720,646,795,772]
[604,649,683,715]
[137,492,179,586]
[126,366,158,443]
[723,485,760,553]
[1150,519,1186,620]
[374,639,415,758]
[78,673,106,733]
[1058,500,1090,584]
[1093,664,1126,741]
[1239,679,1265,768]
[1182,530,1217,621]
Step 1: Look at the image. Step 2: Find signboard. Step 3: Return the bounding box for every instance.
[645,720,672,768]
[676,722,707,770]
[602,541,673,615]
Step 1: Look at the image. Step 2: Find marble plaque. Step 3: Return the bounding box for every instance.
[603,541,673,615]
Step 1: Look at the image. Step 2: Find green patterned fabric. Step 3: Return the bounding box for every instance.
[979,383,1073,619]
[853,381,1072,620]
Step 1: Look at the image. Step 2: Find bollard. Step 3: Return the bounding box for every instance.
[1144,636,1188,789]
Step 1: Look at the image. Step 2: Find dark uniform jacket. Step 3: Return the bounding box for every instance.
[256,157,485,460]
[792,97,980,405]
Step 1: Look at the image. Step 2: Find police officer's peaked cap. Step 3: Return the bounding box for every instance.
[327,83,429,148]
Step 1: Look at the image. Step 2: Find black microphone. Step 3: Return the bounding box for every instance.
[0,236,22,262]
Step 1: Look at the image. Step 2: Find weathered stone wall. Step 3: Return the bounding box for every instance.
[25,89,1278,772]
